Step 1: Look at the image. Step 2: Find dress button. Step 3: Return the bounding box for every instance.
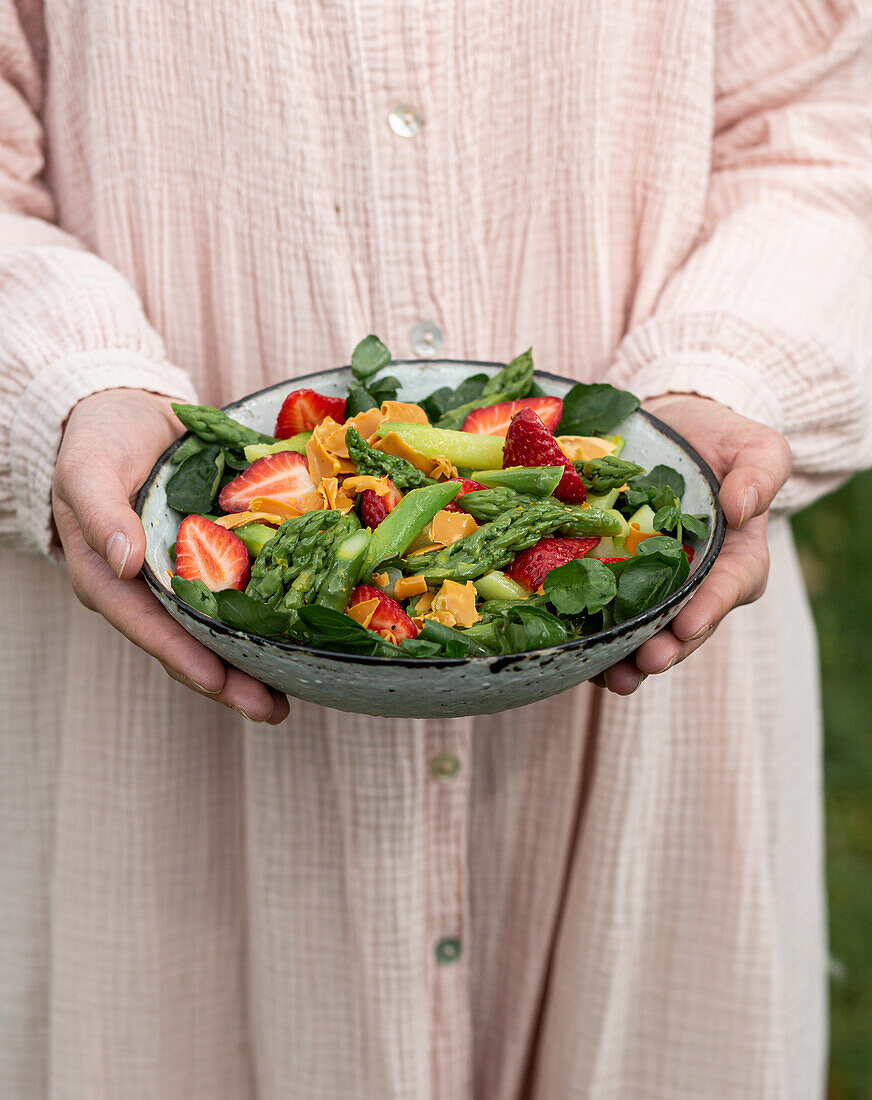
[388,104,424,138]
[435,937,462,965]
[409,321,443,358]
[429,752,461,779]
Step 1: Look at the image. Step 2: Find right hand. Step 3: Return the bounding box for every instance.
[51,387,290,723]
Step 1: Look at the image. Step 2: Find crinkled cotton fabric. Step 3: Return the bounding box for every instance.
[1,1,871,1097]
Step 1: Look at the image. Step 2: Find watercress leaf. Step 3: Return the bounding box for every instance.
[213,589,295,637]
[543,558,617,616]
[165,444,225,514]
[629,463,685,499]
[680,513,709,540]
[171,436,208,465]
[418,374,489,421]
[296,605,397,655]
[493,605,570,653]
[170,575,219,618]
[344,384,379,417]
[221,448,250,471]
[367,375,401,404]
[350,335,391,381]
[557,382,640,436]
[653,504,681,533]
[635,535,685,558]
[397,637,445,659]
[419,618,493,656]
[613,549,689,623]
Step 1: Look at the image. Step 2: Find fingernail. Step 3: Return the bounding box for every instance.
[655,655,677,674]
[686,622,714,642]
[106,531,131,578]
[738,486,758,526]
[234,706,265,723]
[189,679,222,696]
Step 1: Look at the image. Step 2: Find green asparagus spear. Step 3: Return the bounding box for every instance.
[406,498,622,581]
[469,466,564,497]
[246,510,361,613]
[171,402,276,447]
[345,426,435,489]
[434,349,534,430]
[315,528,372,611]
[453,486,532,522]
[573,455,646,494]
[363,481,461,575]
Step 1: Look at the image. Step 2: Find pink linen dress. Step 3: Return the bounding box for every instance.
[1,1,870,1097]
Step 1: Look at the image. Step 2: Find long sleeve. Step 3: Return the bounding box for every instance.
[607,0,872,514]
[0,3,197,555]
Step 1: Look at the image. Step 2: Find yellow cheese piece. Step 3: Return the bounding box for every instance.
[422,609,457,628]
[411,589,435,614]
[393,575,429,601]
[248,496,304,520]
[555,435,617,462]
[431,579,481,628]
[378,628,400,645]
[371,571,390,588]
[317,477,355,514]
[429,510,478,546]
[380,401,429,425]
[406,542,446,557]
[346,598,380,629]
[342,475,394,498]
[345,407,386,443]
[625,523,661,555]
[306,431,341,485]
[212,510,283,529]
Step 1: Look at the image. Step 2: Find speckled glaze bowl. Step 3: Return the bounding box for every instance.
[136,361,726,718]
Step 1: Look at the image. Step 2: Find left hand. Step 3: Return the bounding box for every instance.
[594,393,792,695]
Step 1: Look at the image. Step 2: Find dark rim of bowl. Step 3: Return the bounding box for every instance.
[136,361,727,666]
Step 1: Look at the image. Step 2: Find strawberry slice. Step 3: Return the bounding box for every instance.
[462,396,563,435]
[175,515,251,592]
[218,451,316,514]
[443,477,488,513]
[598,557,629,563]
[348,584,419,642]
[274,388,346,437]
[505,537,600,592]
[359,480,403,530]
[683,543,695,564]
[502,408,587,503]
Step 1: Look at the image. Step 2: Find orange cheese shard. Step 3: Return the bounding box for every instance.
[373,433,458,479]
[346,598,380,629]
[406,542,446,557]
[423,609,457,628]
[380,401,429,425]
[411,588,435,615]
[429,510,478,546]
[213,510,283,529]
[625,523,660,555]
[306,431,342,484]
[345,407,386,443]
[371,571,390,588]
[393,575,429,601]
[555,435,617,462]
[342,475,394,498]
[317,477,355,514]
[431,580,481,628]
[248,497,304,521]
[378,628,400,645]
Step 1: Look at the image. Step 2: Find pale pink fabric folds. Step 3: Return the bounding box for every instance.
[0,1,870,1097]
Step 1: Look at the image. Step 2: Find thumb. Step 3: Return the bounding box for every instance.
[53,445,148,579]
[718,429,792,528]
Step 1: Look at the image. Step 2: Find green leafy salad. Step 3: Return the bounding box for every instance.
[163,337,709,659]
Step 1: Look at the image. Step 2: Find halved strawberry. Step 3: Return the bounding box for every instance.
[443,477,488,513]
[348,584,419,642]
[505,537,600,592]
[359,479,403,530]
[502,408,587,504]
[683,543,695,565]
[274,388,346,437]
[218,451,316,513]
[175,515,251,592]
[463,396,563,435]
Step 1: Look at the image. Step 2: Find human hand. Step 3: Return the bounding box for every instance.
[51,388,291,723]
[594,393,792,695]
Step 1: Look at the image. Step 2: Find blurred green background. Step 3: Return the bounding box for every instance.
[791,470,872,1099]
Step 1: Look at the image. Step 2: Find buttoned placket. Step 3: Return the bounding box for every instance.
[425,723,473,1098]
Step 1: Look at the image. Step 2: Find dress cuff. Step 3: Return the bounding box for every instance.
[9,349,198,555]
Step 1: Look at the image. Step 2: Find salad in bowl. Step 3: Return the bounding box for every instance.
[137,338,725,716]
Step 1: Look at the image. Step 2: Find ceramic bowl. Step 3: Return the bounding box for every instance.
[136,360,726,718]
